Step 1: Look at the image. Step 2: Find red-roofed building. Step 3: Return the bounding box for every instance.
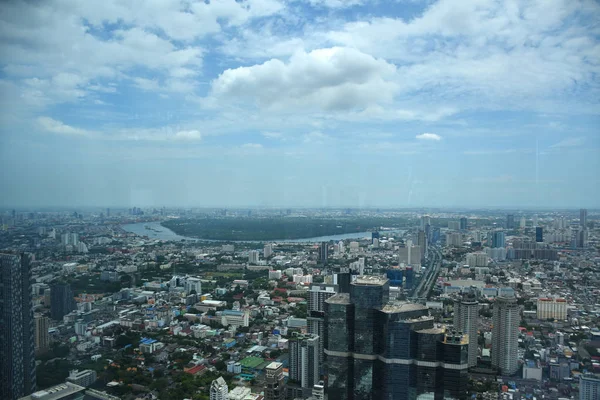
[185,364,207,376]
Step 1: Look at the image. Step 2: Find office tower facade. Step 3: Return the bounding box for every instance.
[420,215,431,230]
[264,362,285,400]
[289,334,320,389]
[209,376,228,400]
[535,227,543,243]
[417,230,427,259]
[318,242,328,264]
[506,214,515,229]
[50,283,76,321]
[454,291,479,367]
[491,230,505,248]
[580,208,587,228]
[1,253,36,400]
[459,217,468,230]
[579,374,600,400]
[307,284,337,363]
[324,277,468,400]
[371,231,379,244]
[34,314,49,353]
[492,296,520,375]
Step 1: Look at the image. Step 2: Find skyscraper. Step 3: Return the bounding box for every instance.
[491,296,519,375]
[34,314,49,354]
[580,208,587,228]
[417,229,427,259]
[209,376,228,400]
[459,217,468,230]
[1,253,36,399]
[506,214,515,230]
[318,242,328,264]
[324,276,468,400]
[264,243,273,258]
[535,227,543,243]
[454,290,479,367]
[289,333,320,390]
[50,283,76,321]
[248,250,260,264]
[491,230,505,248]
[307,284,337,363]
[371,231,379,244]
[264,362,285,400]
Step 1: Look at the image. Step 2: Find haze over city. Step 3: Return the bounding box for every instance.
[1,0,599,208]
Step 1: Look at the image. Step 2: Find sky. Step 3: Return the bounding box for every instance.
[0,0,599,209]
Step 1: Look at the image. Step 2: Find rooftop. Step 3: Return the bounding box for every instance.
[19,382,85,400]
[352,276,388,286]
[325,293,351,304]
[266,361,283,370]
[381,302,428,314]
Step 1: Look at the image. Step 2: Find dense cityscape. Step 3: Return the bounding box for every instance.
[1,0,599,399]
[1,208,599,400]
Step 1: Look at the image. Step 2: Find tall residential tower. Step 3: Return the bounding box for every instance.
[491,296,520,375]
[454,290,479,367]
[1,253,36,400]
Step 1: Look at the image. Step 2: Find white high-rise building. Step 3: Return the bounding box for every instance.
[454,291,479,367]
[446,232,463,247]
[492,296,520,375]
[519,217,526,229]
[185,277,202,295]
[268,270,282,280]
[289,334,320,389]
[466,252,488,267]
[337,240,345,254]
[579,374,600,400]
[264,244,273,258]
[537,297,567,320]
[209,376,228,400]
[248,250,260,264]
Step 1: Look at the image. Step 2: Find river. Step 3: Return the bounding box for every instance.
[121,221,405,243]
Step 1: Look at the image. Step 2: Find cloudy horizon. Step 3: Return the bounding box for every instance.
[1,0,599,208]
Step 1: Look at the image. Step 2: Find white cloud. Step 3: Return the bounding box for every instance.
[416,133,442,141]
[550,137,585,148]
[241,143,264,148]
[209,47,398,112]
[173,130,202,141]
[37,117,91,136]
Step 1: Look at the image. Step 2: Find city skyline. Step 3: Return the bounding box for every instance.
[0,0,599,208]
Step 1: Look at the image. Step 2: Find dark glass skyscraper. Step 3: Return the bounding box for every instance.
[1,253,36,400]
[318,242,329,264]
[491,230,505,248]
[325,276,468,400]
[459,217,468,230]
[50,283,77,321]
[535,227,543,242]
[506,214,515,229]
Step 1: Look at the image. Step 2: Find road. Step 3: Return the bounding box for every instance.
[411,245,442,301]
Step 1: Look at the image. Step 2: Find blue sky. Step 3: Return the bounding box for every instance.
[0,0,599,208]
